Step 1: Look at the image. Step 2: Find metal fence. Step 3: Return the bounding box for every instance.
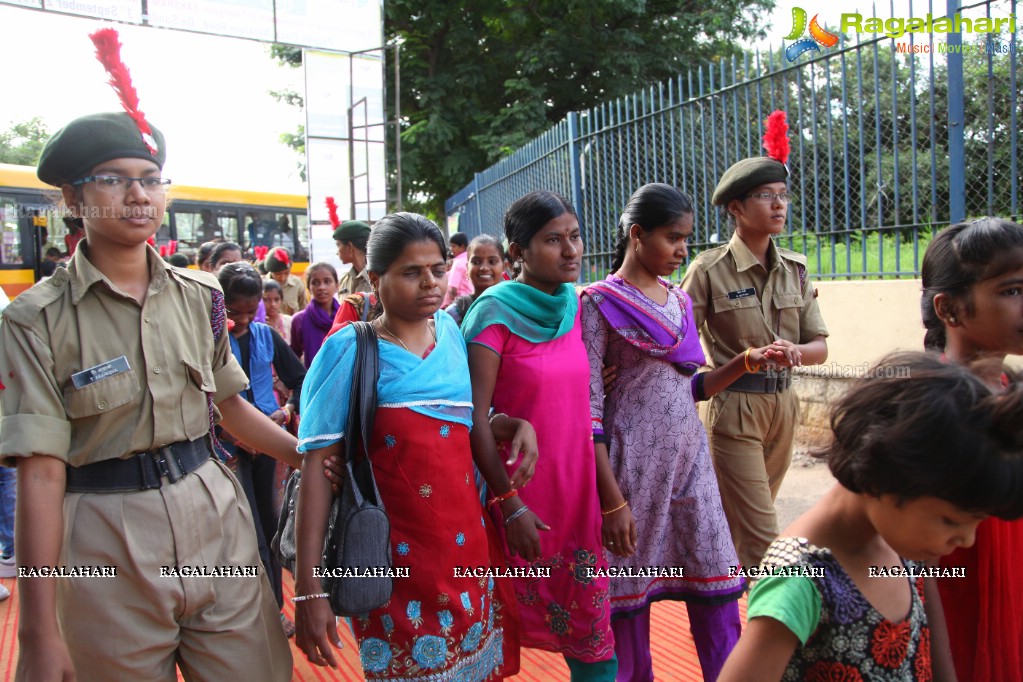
[444,0,1020,281]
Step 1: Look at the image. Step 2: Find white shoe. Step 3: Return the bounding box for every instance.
[0,583,9,601]
[0,556,14,579]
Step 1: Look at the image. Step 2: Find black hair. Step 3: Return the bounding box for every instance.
[921,218,1023,351]
[468,234,505,260]
[196,240,220,268]
[449,232,469,248]
[217,261,263,303]
[822,351,1023,519]
[611,183,695,271]
[339,233,369,254]
[208,241,241,270]
[504,191,576,250]
[366,212,447,275]
[305,262,338,287]
[63,216,84,233]
[168,253,191,268]
[45,247,62,259]
[263,279,283,296]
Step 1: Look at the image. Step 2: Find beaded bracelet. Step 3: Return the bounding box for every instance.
[291,592,329,603]
[601,500,628,516]
[487,488,519,508]
[489,412,508,426]
[744,348,761,373]
[504,505,530,526]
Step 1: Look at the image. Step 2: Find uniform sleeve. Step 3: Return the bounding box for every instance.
[0,320,72,463]
[746,575,822,645]
[680,259,710,330]
[580,293,609,443]
[297,280,310,310]
[211,303,249,404]
[798,271,829,342]
[468,323,510,356]
[270,328,305,411]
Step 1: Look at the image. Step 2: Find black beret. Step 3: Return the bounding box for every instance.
[711,158,788,206]
[37,112,166,187]
[332,220,371,242]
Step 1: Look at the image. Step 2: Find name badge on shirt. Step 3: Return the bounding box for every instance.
[727,287,757,300]
[70,356,131,389]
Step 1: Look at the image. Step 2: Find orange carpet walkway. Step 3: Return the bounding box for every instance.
[0,573,747,680]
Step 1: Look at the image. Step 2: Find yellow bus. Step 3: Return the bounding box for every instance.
[0,163,309,298]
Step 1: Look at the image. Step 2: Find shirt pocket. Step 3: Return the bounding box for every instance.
[181,360,217,440]
[772,290,805,340]
[711,293,763,346]
[62,370,141,419]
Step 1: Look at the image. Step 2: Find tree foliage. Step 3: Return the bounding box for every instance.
[388,0,775,217]
[0,117,50,166]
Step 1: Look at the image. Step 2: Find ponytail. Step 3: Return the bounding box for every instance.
[610,217,630,272]
[613,183,694,273]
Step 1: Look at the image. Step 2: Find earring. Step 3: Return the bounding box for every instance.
[948,316,958,326]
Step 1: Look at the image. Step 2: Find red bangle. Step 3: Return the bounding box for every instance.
[487,488,518,508]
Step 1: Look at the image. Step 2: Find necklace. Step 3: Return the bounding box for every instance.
[377,318,436,353]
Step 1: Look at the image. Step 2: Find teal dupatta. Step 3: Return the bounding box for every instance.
[460,280,579,344]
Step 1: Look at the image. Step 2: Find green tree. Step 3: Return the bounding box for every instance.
[390,0,775,217]
[0,117,50,166]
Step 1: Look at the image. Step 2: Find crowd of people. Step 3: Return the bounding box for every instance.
[2,28,1023,682]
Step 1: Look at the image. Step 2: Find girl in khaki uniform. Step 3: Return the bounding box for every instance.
[681,112,829,570]
[0,30,300,681]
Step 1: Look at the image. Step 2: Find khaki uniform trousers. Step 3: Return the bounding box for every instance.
[58,458,292,681]
[706,388,799,570]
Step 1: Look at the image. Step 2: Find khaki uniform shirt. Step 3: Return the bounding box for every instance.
[681,232,829,369]
[337,265,372,297]
[0,243,248,467]
[267,272,309,316]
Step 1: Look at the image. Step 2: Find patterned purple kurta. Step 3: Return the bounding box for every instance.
[581,279,744,616]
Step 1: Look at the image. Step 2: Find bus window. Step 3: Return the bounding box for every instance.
[175,208,238,250]
[0,197,24,265]
[294,212,310,261]
[243,211,279,253]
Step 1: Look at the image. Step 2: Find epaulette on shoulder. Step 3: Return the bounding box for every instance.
[691,243,731,270]
[2,269,71,326]
[170,266,222,292]
[777,247,808,267]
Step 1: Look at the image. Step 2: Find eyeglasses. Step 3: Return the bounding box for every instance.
[746,192,793,204]
[72,175,172,194]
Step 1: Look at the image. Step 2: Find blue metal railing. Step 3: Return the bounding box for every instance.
[444,0,1021,281]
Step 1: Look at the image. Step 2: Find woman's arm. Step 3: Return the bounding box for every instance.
[218,394,301,469]
[717,617,798,682]
[15,455,76,681]
[467,344,548,562]
[796,335,828,366]
[700,342,802,399]
[294,445,343,668]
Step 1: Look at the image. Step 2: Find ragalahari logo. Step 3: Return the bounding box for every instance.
[785,7,840,62]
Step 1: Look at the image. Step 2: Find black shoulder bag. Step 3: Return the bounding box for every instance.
[272,321,393,616]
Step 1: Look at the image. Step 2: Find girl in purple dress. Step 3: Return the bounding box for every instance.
[582,184,796,681]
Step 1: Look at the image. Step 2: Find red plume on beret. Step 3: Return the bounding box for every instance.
[272,248,291,266]
[89,28,158,156]
[762,111,790,166]
[325,196,341,229]
[254,245,269,261]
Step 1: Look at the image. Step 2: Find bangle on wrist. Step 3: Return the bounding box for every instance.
[504,505,530,526]
[744,348,761,373]
[487,488,518,508]
[601,500,628,516]
[291,592,329,603]
[489,412,508,426]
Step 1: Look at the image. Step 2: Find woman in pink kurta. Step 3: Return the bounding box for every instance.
[463,191,617,681]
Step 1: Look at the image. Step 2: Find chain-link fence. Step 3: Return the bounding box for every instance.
[444,0,1021,281]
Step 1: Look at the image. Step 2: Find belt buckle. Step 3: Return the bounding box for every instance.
[156,446,184,483]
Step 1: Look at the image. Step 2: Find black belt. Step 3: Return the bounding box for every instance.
[727,369,792,394]
[65,436,211,493]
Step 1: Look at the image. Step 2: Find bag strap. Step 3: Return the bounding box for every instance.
[344,321,381,504]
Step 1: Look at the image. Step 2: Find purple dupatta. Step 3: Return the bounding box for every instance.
[585,274,705,375]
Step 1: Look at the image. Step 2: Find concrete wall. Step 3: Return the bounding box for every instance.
[790,279,1022,451]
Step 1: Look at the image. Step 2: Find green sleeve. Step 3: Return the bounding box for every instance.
[746,576,822,645]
